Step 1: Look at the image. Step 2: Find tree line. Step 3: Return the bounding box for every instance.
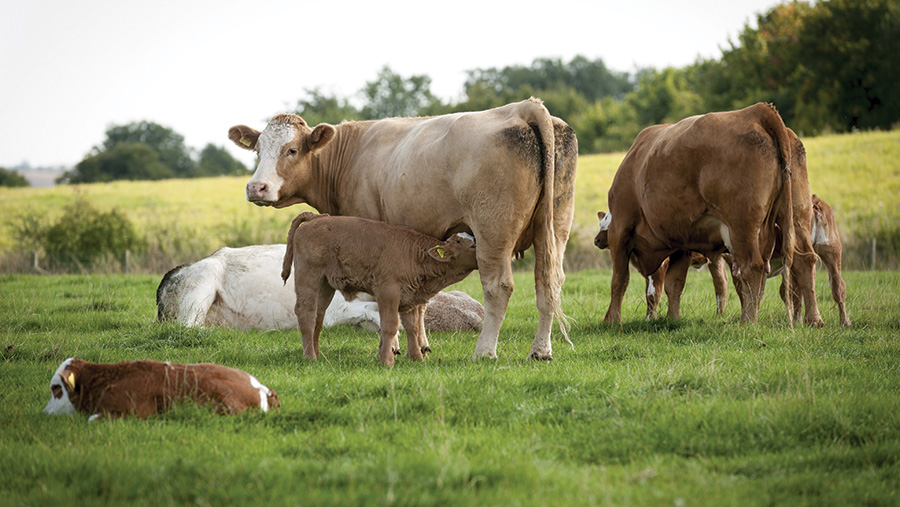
[45,0,898,185]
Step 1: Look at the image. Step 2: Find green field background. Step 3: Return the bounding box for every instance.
[2,129,898,272]
[2,268,898,505]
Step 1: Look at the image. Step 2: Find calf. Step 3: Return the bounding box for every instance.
[596,193,850,326]
[43,358,279,420]
[156,244,484,334]
[282,212,478,366]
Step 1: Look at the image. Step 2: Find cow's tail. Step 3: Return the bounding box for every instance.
[524,98,572,348]
[760,103,795,327]
[281,212,323,284]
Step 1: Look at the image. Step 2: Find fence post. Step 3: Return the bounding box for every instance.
[870,238,876,270]
[122,249,131,274]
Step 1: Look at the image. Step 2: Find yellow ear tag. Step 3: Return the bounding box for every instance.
[240,136,252,147]
[437,248,446,258]
[66,372,75,389]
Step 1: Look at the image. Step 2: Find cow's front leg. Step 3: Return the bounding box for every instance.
[709,254,729,314]
[376,293,401,367]
[473,257,514,360]
[663,252,691,319]
[604,239,631,323]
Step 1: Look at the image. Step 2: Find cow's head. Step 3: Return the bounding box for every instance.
[229,114,336,208]
[44,358,77,416]
[429,232,478,270]
[594,211,611,249]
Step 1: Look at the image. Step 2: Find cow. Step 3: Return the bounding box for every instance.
[601,103,796,326]
[229,98,577,360]
[156,244,484,334]
[281,212,479,367]
[594,213,728,319]
[44,358,279,421]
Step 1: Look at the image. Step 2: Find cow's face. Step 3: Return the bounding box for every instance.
[429,233,478,269]
[229,114,335,208]
[44,358,77,416]
[594,211,611,249]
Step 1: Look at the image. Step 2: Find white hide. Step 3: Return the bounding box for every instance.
[247,122,295,202]
[43,358,76,415]
[158,245,382,331]
[247,374,271,412]
[599,211,612,232]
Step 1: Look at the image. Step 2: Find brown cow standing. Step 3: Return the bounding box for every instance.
[230,99,577,361]
[281,212,478,367]
[602,103,796,326]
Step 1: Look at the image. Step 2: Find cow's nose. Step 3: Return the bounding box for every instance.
[247,182,267,198]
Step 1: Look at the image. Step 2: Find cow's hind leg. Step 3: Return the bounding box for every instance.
[604,235,632,324]
[313,283,336,359]
[294,280,322,359]
[400,306,427,361]
[818,245,851,327]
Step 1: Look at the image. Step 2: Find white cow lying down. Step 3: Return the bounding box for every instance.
[157,245,484,333]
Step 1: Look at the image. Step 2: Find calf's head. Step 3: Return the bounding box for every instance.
[431,233,478,271]
[44,358,77,416]
[229,114,336,207]
[594,211,611,249]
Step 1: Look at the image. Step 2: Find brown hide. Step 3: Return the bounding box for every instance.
[55,359,279,419]
[231,99,577,360]
[282,212,478,366]
[603,103,795,325]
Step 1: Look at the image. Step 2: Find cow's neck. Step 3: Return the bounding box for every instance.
[306,123,370,217]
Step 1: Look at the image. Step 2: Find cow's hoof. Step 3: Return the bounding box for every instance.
[392,348,401,356]
[528,352,553,362]
[807,318,825,328]
[471,351,498,361]
[421,346,432,355]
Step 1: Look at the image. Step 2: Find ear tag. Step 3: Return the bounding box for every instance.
[65,372,76,389]
[240,136,252,147]
[437,248,446,258]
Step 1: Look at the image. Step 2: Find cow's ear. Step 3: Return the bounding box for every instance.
[427,246,456,263]
[597,211,606,221]
[228,125,260,151]
[60,368,76,391]
[308,124,336,154]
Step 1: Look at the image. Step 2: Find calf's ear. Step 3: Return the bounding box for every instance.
[428,246,457,263]
[308,124,336,154]
[228,125,261,150]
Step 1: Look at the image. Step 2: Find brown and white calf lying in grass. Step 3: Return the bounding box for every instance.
[43,358,279,420]
[282,212,479,367]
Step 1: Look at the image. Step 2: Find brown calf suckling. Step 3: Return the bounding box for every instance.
[282,212,478,367]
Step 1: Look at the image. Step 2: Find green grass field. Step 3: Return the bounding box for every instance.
[2,268,898,505]
[2,129,898,271]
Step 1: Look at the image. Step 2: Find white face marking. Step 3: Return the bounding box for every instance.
[247,374,270,412]
[44,358,76,415]
[455,232,475,242]
[599,212,612,232]
[811,222,830,246]
[247,121,295,202]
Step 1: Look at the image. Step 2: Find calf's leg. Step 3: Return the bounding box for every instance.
[376,293,401,367]
[294,280,322,360]
[709,254,729,314]
[663,252,691,319]
[400,307,427,361]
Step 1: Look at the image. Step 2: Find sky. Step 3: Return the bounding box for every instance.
[0,0,782,170]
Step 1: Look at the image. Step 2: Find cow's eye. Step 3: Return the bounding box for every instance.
[51,384,63,398]
[287,148,298,156]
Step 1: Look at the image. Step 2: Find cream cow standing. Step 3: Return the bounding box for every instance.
[230,99,577,360]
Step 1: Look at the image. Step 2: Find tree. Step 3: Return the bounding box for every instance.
[60,143,173,183]
[294,88,362,126]
[100,121,197,177]
[360,66,440,119]
[197,144,248,177]
[0,167,30,187]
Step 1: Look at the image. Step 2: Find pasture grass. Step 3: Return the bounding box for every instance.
[2,268,899,505]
